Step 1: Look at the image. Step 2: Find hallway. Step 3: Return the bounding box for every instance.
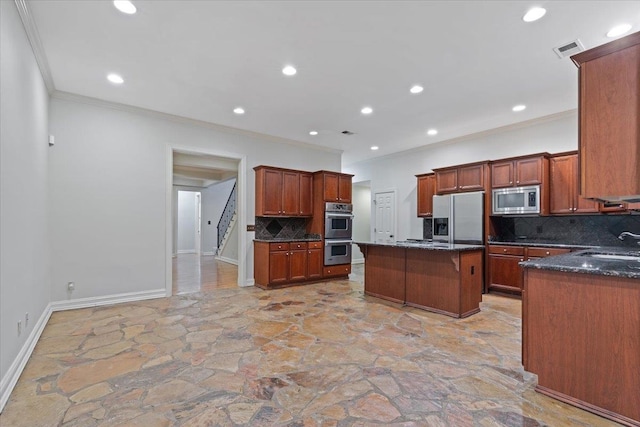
[172,254,238,295]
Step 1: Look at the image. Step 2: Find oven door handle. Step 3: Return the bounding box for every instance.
[325,213,354,218]
[324,240,353,246]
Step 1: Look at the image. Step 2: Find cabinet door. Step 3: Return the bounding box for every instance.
[458,164,484,191]
[307,248,323,280]
[515,157,543,186]
[269,250,289,284]
[491,161,514,188]
[338,175,352,202]
[550,155,575,214]
[435,169,458,194]
[488,254,523,294]
[299,173,313,216]
[262,169,283,215]
[288,249,307,282]
[417,174,435,217]
[323,173,339,201]
[282,171,299,216]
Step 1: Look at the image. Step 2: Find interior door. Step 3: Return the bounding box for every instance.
[374,191,395,243]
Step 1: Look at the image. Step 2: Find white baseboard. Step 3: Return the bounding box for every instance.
[0,304,52,413]
[202,251,215,256]
[177,249,196,254]
[49,289,166,312]
[242,278,255,288]
[0,288,165,413]
[351,258,365,265]
[215,256,238,266]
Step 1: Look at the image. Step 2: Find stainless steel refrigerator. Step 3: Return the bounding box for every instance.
[432,191,484,244]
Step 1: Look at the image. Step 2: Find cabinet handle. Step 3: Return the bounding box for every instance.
[545,251,550,255]
[509,181,513,185]
[286,252,289,256]
[520,258,524,262]
[516,180,520,184]
[503,249,507,252]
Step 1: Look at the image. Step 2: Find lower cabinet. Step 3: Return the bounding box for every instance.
[488,245,571,296]
[254,240,343,288]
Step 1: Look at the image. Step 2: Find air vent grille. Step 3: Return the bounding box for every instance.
[553,39,585,58]
[341,130,355,135]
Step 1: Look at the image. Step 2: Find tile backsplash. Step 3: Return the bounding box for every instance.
[491,214,640,248]
[255,217,309,240]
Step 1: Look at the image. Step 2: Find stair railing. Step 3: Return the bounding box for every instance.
[216,182,237,254]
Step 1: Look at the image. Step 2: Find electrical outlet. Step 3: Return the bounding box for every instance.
[17,320,22,335]
[67,282,75,291]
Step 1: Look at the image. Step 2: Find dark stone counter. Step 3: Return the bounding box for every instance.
[520,248,640,279]
[489,241,594,249]
[356,241,484,252]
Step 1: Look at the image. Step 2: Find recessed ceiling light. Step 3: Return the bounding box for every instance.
[370,146,379,151]
[233,107,245,115]
[523,7,546,22]
[607,24,632,38]
[309,131,318,136]
[107,73,124,84]
[427,129,438,136]
[410,85,424,94]
[282,65,297,76]
[361,107,373,115]
[512,104,526,112]
[113,0,136,14]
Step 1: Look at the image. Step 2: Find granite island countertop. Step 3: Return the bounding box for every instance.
[520,247,640,279]
[254,237,322,243]
[355,241,484,252]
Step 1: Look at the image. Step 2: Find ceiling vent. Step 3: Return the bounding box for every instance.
[341,130,355,135]
[553,39,585,58]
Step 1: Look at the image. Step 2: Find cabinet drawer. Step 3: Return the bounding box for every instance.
[323,265,351,277]
[290,242,308,250]
[527,247,571,258]
[269,242,290,251]
[489,245,525,256]
[308,241,323,249]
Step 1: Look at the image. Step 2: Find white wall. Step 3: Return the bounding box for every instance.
[351,184,371,263]
[48,95,341,299]
[201,178,237,254]
[0,1,51,408]
[344,112,578,241]
[177,191,198,253]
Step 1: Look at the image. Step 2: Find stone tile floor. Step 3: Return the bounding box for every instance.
[0,277,621,426]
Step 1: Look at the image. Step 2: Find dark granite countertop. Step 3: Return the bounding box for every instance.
[520,248,640,279]
[254,237,322,243]
[355,241,485,252]
[488,241,595,249]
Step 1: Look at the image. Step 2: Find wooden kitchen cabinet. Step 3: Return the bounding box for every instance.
[323,264,351,278]
[321,172,353,203]
[550,153,599,214]
[307,241,323,280]
[254,166,313,217]
[416,173,435,217]
[572,31,640,201]
[491,154,548,189]
[255,241,323,288]
[434,162,487,194]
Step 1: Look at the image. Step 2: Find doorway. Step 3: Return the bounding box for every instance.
[169,149,243,295]
[374,190,396,243]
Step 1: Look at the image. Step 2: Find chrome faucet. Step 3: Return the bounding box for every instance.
[618,231,640,245]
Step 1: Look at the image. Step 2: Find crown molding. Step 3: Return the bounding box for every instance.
[14,0,55,93]
[50,90,343,155]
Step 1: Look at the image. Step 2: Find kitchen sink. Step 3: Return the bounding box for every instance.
[580,251,640,261]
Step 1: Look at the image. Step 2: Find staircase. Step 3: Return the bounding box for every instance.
[216,182,237,256]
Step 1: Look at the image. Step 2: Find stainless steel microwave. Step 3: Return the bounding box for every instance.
[492,185,540,215]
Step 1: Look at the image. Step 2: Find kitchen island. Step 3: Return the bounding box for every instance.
[356,241,484,318]
[521,249,640,427]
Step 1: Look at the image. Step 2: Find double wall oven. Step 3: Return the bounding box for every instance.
[324,203,353,265]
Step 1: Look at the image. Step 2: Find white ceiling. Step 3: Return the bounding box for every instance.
[27,1,640,166]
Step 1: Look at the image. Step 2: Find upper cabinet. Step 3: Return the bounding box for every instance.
[434,162,487,194]
[254,166,313,217]
[491,155,548,189]
[319,171,353,203]
[572,31,640,201]
[550,153,599,214]
[416,173,435,217]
